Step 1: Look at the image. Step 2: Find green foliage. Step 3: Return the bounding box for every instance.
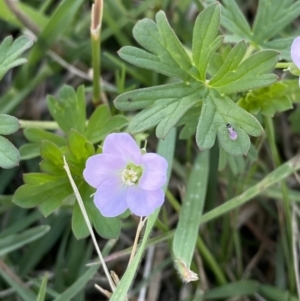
[115,4,278,156]
[221,0,300,60]
[173,151,209,279]
[14,85,127,239]
[0,36,33,80]
[0,35,33,168]
[47,85,86,134]
[0,225,50,257]
[238,83,293,116]
[0,115,20,168]
[196,89,263,156]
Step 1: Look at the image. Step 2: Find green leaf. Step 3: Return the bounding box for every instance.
[0,114,20,135]
[0,225,50,257]
[252,0,300,44]
[210,40,247,84]
[13,174,73,215]
[24,128,65,146]
[41,140,64,165]
[67,129,95,174]
[36,274,48,301]
[118,10,197,81]
[261,37,295,60]
[85,105,128,144]
[0,36,33,80]
[0,135,20,168]
[192,3,222,80]
[72,201,89,239]
[178,105,202,139]
[119,46,190,80]
[39,140,65,175]
[47,85,86,134]
[199,155,300,225]
[0,0,48,29]
[173,151,209,278]
[220,0,252,40]
[19,142,40,160]
[211,50,279,94]
[196,90,263,155]
[155,11,198,79]
[0,266,37,301]
[115,82,208,138]
[205,280,258,299]
[238,82,293,116]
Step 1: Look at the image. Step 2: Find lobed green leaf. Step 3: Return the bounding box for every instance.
[85,105,128,144]
[252,0,300,43]
[211,50,279,94]
[47,85,86,134]
[196,90,263,155]
[24,128,65,146]
[221,0,252,40]
[13,174,73,215]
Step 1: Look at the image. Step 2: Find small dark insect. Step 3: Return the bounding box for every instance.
[226,123,238,140]
[127,97,132,102]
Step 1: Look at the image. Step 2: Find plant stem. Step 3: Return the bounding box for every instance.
[91,0,103,105]
[63,157,116,292]
[19,120,59,130]
[276,62,291,69]
[128,217,148,267]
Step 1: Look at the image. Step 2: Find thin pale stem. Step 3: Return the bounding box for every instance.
[19,120,60,130]
[63,156,115,292]
[275,62,291,69]
[128,217,148,267]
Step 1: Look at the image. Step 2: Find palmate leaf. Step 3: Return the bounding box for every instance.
[210,42,279,94]
[47,85,86,134]
[196,89,263,156]
[252,0,300,43]
[115,82,208,138]
[221,0,300,59]
[115,5,274,155]
[119,11,197,81]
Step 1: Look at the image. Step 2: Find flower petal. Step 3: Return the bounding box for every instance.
[126,186,165,216]
[94,177,128,217]
[103,133,141,164]
[83,154,125,188]
[291,37,300,68]
[139,153,168,190]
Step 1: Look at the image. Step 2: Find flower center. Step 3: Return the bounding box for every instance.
[121,163,143,186]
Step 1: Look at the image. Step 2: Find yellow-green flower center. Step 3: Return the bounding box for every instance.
[121,163,143,186]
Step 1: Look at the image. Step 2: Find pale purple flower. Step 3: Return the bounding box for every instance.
[291,37,300,68]
[83,133,168,217]
[291,37,300,85]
